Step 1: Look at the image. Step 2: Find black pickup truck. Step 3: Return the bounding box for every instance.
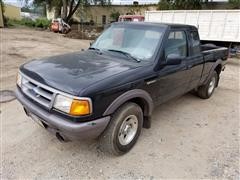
[16,22,228,155]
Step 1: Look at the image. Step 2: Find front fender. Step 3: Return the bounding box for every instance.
[103,89,154,117]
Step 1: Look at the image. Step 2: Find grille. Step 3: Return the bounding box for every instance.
[21,75,55,109]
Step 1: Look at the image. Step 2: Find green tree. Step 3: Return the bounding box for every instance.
[21,6,32,12]
[28,0,82,23]
[175,0,202,9]
[0,0,4,12]
[92,0,111,5]
[110,11,120,21]
[157,0,173,10]
[158,0,207,10]
[0,0,6,25]
[31,0,110,23]
[229,0,240,9]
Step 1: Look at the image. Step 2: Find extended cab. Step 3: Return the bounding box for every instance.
[16,22,228,155]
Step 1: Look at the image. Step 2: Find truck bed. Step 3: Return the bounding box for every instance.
[201,44,228,61]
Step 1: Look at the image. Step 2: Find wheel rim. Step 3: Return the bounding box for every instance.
[208,76,216,95]
[118,115,138,146]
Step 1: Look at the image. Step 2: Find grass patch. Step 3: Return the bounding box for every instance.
[6,18,50,29]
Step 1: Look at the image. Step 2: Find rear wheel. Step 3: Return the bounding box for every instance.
[197,71,218,99]
[99,102,143,155]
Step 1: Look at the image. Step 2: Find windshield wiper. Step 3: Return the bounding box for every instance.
[89,47,103,55]
[89,47,101,51]
[107,49,141,62]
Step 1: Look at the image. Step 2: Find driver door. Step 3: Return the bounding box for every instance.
[156,29,191,104]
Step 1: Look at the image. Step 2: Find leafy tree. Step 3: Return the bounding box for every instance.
[24,0,81,23]
[158,0,208,10]
[175,0,202,9]
[93,0,111,5]
[31,0,110,23]
[0,0,7,25]
[110,11,120,21]
[229,0,240,9]
[64,0,81,22]
[24,0,61,17]
[21,6,32,12]
[0,0,4,12]
[157,0,173,10]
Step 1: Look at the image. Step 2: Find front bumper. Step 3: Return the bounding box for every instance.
[15,88,110,141]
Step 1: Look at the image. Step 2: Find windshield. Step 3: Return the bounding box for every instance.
[91,24,165,61]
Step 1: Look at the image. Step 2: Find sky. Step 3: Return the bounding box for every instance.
[3,0,24,7]
[3,0,229,7]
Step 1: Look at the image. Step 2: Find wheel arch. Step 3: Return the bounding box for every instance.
[215,64,222,75]
[204,60,222,85]
[214,63,222,87]
[103,89,154,128]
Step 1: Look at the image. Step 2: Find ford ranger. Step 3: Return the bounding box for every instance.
[16,22,228,155]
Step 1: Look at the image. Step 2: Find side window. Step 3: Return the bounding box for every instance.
[165,31,187,58]
[190,31,201,54]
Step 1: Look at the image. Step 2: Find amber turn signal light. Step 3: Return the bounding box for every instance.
[70,99,91,116]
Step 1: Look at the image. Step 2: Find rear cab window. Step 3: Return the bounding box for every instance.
[190,31,201,55]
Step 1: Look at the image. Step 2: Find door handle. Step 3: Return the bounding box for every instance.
[145,76,158,85]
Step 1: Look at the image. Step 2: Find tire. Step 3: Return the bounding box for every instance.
[99,102,143,155]
[197,71,218,99]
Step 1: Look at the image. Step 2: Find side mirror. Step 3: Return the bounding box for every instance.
[90,41,93,46]
[166,54,183,65]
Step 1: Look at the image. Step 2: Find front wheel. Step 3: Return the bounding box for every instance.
[197,71,218,99]
[99,102,143,155]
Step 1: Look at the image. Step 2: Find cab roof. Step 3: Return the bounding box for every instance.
[113,21,198,31]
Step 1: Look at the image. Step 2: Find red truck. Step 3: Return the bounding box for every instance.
[118,15,144,22]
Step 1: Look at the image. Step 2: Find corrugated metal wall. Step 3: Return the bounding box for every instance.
[145,10,240,43]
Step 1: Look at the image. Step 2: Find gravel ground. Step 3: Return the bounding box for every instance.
[0,28,239,179]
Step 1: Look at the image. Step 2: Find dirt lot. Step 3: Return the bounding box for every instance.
[1,28,239,179]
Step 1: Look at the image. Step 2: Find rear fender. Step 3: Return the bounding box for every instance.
[204,60,222,85]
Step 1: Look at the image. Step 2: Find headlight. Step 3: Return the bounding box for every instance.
[53,94,92,116]
[16,72,22,87]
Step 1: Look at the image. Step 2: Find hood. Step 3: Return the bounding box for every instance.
[20,51,141,95]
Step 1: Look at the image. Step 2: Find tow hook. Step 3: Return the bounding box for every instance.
[56,132,65,142]
[23,107,30,116]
